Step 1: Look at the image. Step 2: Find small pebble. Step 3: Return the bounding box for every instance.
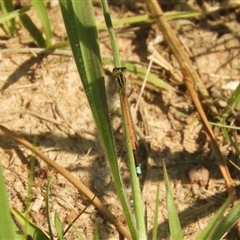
[188,165,209,187]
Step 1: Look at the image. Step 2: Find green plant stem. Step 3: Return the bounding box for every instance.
[101,0,146,239]
[100,0,121,67]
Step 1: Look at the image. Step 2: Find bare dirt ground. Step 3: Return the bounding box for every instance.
[1,1,240,239]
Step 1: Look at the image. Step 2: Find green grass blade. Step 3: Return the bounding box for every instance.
[163,161,183,240]
[46,177,54,240]
[220,83,240,151]
[59,0,116,184]
[12,208,49,240]
[68,222,85,240]
[100,0,121,67]
[102,57,170,91]
[101,1,146,239]
[19,13,46,47]
[123,61,170,90]
[97,10,210,30]
[211,199,240,239]
[54,212,64,240]
[152,185,160,240]
[32,0,52,47]
[197,196,233,240]
[93,228,100,240]
[0,0,16,35]
[0,5,31,24]
[25,137,37,239]
[0,166,17,239]
[221,83,240,121]
[59,1,134,239]
[102,57,172,91]
[64,197,94,236]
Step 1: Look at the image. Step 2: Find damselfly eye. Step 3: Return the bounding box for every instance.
[112,67,127,74]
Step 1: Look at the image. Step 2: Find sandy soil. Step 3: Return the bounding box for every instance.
[0,1,240,239]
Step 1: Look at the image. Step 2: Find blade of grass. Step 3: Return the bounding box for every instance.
[220,83,240,149]
[118,61,171,91]
[152,185,160,240]
[24,136,37,239]
[54,212,63,240]
[176,110,240,130]
[99,55,171,91]
[59,0,134,238]
[0,166,17,239]
[211,198,240,239]
[177,108,240,162]
[163,161,183,240]
[101,0,146,238]
[32,0,52,47]
[197,195,234,240]
[63,196,96,237]
[93,228,100,240]
[68,222,84,240]
[97,9,230,30]
[46,177,54,240]
[12,208,49,240]
[19,13,46,47]
[0,5,31,24]
[0,0,15,35]
[0,47,171,92]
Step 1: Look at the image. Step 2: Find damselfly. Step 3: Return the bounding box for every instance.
[113,67,141,176]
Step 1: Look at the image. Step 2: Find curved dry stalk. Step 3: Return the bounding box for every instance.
[146,0,235,198]
[0,125,132,240]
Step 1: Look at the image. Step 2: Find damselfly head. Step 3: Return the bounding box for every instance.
[113,67,127,74]
[113,67,127,89]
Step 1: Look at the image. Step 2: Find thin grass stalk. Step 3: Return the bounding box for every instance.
[100,0,146,238]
